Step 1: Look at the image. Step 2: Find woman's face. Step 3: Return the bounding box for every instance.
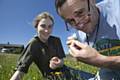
[37,17,53,42]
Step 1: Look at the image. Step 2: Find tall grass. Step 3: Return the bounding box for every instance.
[0,53,98,80]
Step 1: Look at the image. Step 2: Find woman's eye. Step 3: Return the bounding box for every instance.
[40,24,46,28]
[48,25,53,28]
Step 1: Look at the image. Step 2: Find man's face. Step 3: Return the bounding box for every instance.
[58,0,97,33]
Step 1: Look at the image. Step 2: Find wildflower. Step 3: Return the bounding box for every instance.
[0,65,2,69]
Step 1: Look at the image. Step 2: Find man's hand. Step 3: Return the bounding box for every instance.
[67,38,100,62]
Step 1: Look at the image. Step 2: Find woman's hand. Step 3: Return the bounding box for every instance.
[49,57,64,69]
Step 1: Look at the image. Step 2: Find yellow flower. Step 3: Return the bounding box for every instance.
[55,72,62,75]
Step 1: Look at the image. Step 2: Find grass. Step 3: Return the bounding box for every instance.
[0,53,98,80]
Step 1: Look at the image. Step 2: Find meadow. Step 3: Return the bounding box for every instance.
[0,53,98,80]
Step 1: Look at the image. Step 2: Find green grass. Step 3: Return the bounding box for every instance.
[0,53,98,80]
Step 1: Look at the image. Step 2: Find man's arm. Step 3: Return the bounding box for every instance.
[68,39,120,70]
[89,54,120,70]
[10,70,25,80]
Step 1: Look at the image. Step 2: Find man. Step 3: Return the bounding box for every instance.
[55,0,120,79]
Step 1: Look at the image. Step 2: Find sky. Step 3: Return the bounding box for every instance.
[0,0,102,53]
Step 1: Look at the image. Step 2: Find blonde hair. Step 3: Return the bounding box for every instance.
[33,12,54,28]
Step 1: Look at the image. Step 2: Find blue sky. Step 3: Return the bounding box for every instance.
[0,0,102,53]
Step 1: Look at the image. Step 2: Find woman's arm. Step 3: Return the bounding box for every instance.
[10,70,25,80]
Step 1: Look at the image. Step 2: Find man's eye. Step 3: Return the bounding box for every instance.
[74,9,85,17]
[68,19,76,25]
[75,12,84,18]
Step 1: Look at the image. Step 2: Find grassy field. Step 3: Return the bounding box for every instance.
[0,53,98,80]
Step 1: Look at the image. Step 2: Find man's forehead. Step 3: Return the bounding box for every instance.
[67,0,86,5]
[65,0,95,5]
[62,0,88,10]
[58,0,90,19]
[58,0,87,14]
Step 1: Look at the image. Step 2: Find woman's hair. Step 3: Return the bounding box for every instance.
[55,0,66,15]
[33,12,54,28]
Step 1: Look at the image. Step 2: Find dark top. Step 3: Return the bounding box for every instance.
[17,36,65,76]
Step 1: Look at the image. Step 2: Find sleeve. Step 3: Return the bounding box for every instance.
[55,38,66,59]
[17,43,33,73]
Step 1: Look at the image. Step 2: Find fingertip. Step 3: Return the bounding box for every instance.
[74,40,87,48]
[67,36,75,40]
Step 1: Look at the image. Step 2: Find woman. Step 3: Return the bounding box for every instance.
[10,12,94,80]
[10,12,67,80]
